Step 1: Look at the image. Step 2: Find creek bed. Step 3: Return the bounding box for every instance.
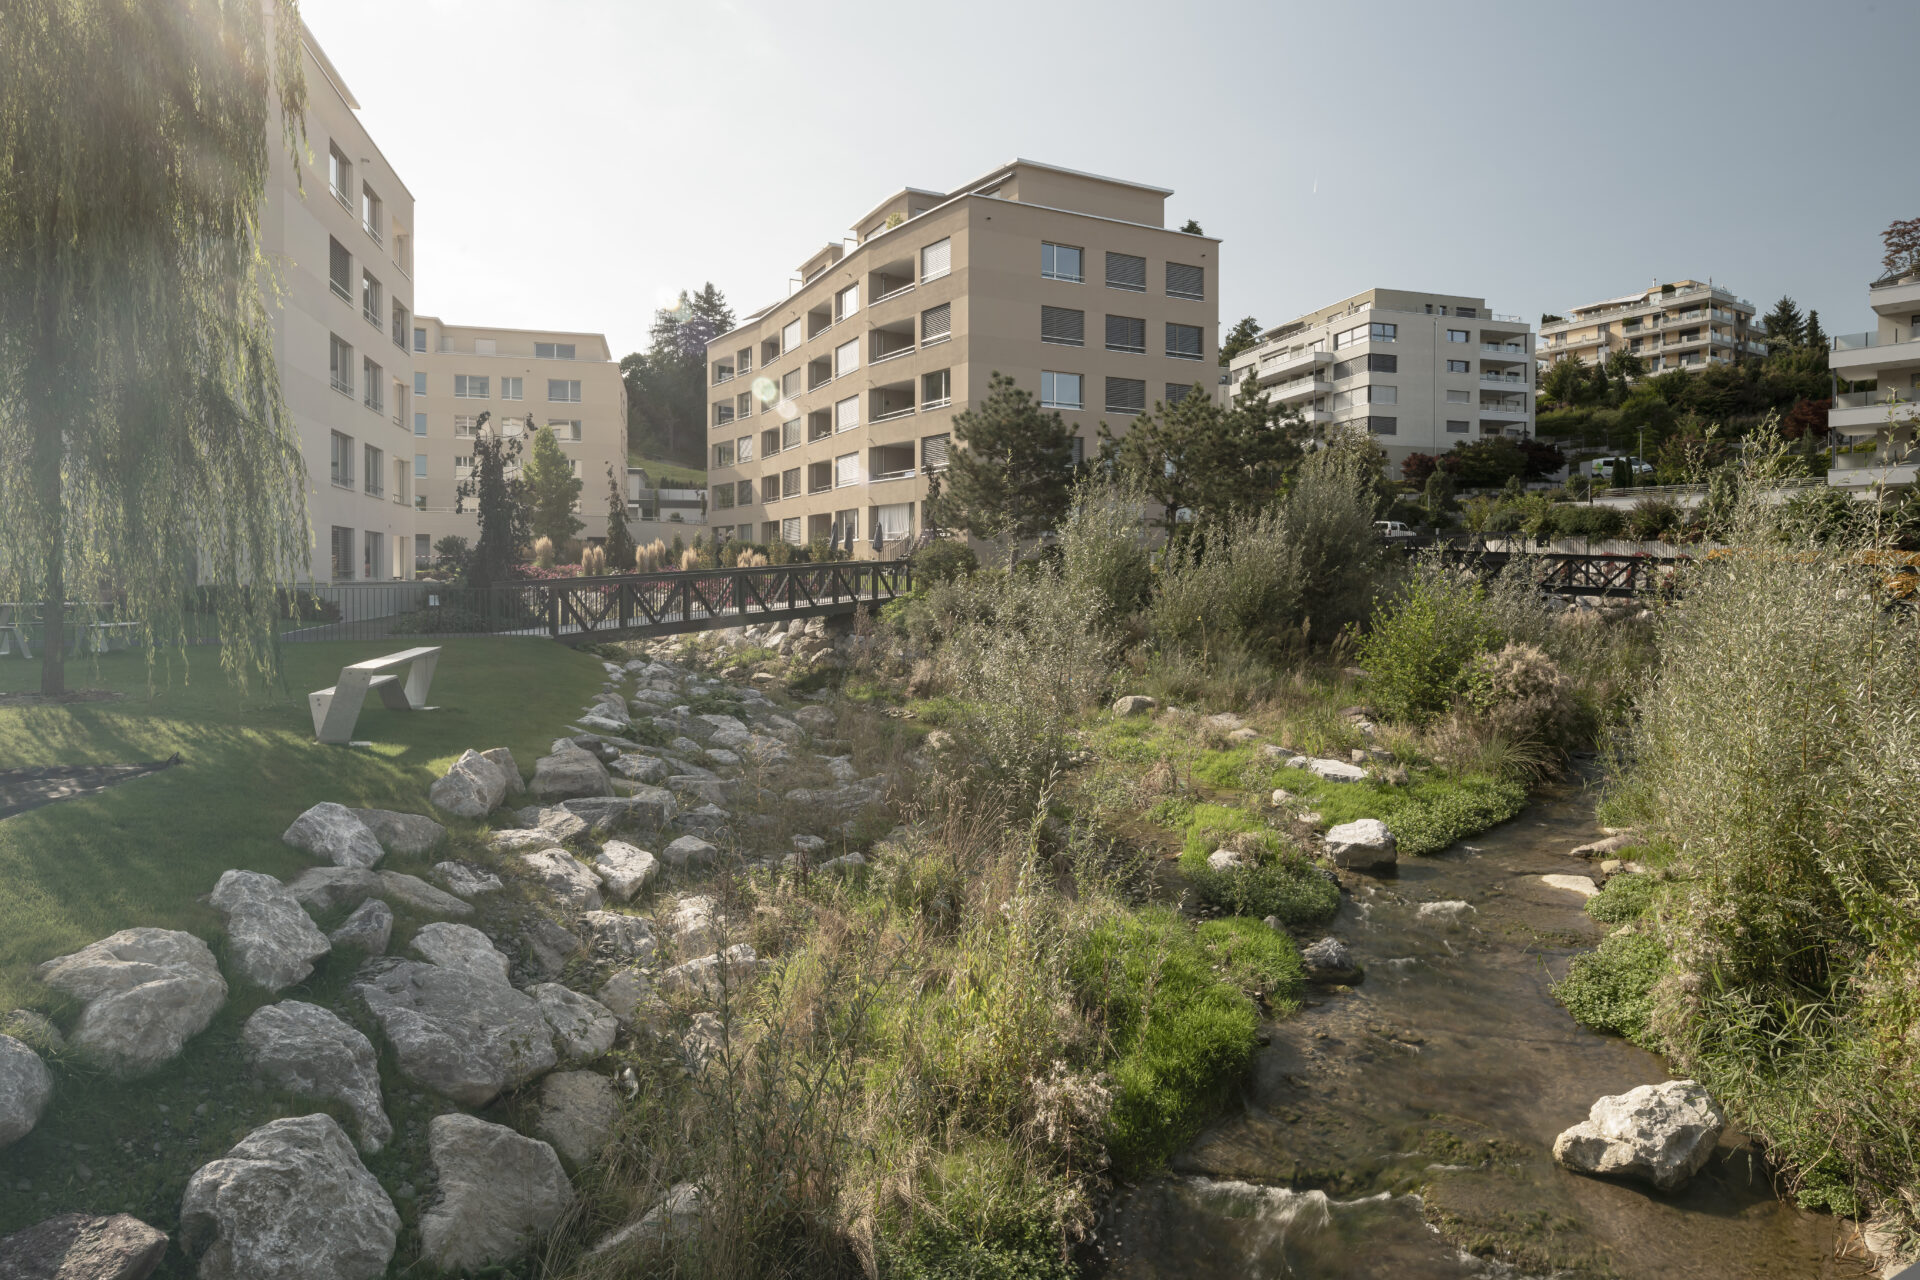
[1097,780,1845,1279]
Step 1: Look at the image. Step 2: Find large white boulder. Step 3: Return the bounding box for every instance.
[520,849,604,910]
[409,922,511,985]
[429,750,509,819]
[530,744,613,802]
[593,843,658,902]
[481,747,525,794]
[530,983,619,1060]
[352,961,555,1106]
[345,808,445,856]
[0,1212,168,1279]
[1552,1079,1726,1191]
[432,860,504,899]
[179,1114,398,1280]
[209,870,331,991]
[283,867,474,920]
[534,1069,621,1165]
[667,895,723,955]
[241,1001,391,1153]
[1287,755,1368,783]
[328,899,393,954]
[1110,695,1156,716]
[659,945,757,1000]
[0,1033,53,1148]
[418,1114,575,1271]
[583,910,657,963]
[36,928,226,1077]
[281,803,383,869]
[1325,818,1397,871]
[661,834,719,873]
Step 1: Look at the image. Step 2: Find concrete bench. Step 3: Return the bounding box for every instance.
[0,623,30,659]
[310,646,441,744]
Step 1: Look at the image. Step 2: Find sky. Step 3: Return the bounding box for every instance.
[305,0,1918,357]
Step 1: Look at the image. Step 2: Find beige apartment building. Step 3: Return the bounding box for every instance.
[1825,266,1920,493]
[262,21,419,581]
[410,320,629,567]
[703,159,1219,551]
[1538,279,1765,373]
[1227,290,1533,477]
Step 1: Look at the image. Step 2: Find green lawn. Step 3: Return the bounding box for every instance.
[0,636,603,1011]
[628,451,706,488]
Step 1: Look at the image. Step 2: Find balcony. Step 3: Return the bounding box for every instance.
[1828,446,1918,490]
[869,443,915,482]
[1480,342,1528,357]
[1831,327,1920,379]
[870,378,916,424]
[1871,272,1920,316]
[805,303,834,341]
[869,318,916,364]
[1256,347,1333,380]
[1268,376,1331,404]
[1480,371,1527,386]
[807,356,834,392]
[867,254,917,307]
[1480,399,1530,419]
[1830,387,1920,433]
[807,461,833,496]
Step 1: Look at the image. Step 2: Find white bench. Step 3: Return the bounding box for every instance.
[0,623,29,659]
[310,646,441,744]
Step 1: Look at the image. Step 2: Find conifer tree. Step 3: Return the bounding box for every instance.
[456,414,529,590]
[938,372,1077,541]
[521,425,584,547]
[602,463,635,573]
[1762,296,1806,351]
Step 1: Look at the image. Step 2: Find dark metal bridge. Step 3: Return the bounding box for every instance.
[1428,548,1686,598]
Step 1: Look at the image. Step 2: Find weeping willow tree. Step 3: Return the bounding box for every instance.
[0,0,312,696]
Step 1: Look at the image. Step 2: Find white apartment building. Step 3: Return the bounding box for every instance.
[410,320,629,568]
[262,21,418,582]
[1226,289,1533,477]
[1826,267,1920,493]
[1537,279,1765,373]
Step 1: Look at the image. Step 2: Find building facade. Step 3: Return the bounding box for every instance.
[702,159,1219,552]
[1825,267,1920,492]
[411,320,628,567]
[1226,290,1533,477]
[262,22,418,581]
[1537,279,1764,373]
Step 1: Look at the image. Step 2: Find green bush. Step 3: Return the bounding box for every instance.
[1352,564,1501,726]
[883,1144,1077,1280]
[1059,481,1152,624]
[913,539,979,584]
[1552,931,1665,1040]
[1626,496,1682,541]
[1585,872,1658,924]
[1554,504,1626,540]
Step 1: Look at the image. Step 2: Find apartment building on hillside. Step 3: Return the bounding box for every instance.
[1537,279,1765,373]
[262,20,418,581]
[703,159,1219,551]
[1226,290,1533,478]
[1825,266,1920,493]
[411,319,628,567]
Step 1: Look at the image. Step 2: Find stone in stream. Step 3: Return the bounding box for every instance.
[418,1114,575,1271]
[179,1114,398,1280]
[1416,900,1475,924]
[35,929,227,1078]
[352,961,555,1106]
[241,1001,392,1153]
[209,870,331,991]
[1552,1080,1726,1191]
[1324,819,1397,871]
[0,1213,169,1280]
[428,750,509,819]
[409,922,511,985]
[1538,874,1599,899]
[328,899,393,955]
[281,802,384,869]
[346,808,446,856]
[1571,832,1638,858]
[1296,936,1361,984]
[0,1033,54,1149]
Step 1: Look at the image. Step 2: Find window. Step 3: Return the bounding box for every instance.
[1041,306,1085,347]
[1455,307,1477,319]
[922,369,951,408]
[1165,323,1203,361]
[391,301,408,349]
[1446,358,1470,373]
[1105,252,1146,292]
[454,414,479,438]
[551,419,583,441]
[1332,358,1357,381]
[714,442,735,468]
[782,318,803,353]
[414,453,427,478]
[737,391,752,420]
[363,358,383,411]
[737,347,751,373]
[330,431,354,486]
[1105,314,1146,354]
[782,419,801,450]
[1040,371,1082,410]
[874,502,912,541]
[327,144,352,207]
[1446,419,1470,433]
[548,379,582,403]
[1166,383,1193,405]
[534,342,576,360]
[780,516,802,544]
[329,334,354,395]
[329,238,352,302]
[330,526,354,580]
[361,185,382,242]
[834,338,859,378]
[1105,376,1146,415]
[921,302,951,344]
[364,444,383,496]
[361,270,381,325]
[413,326,426,353]
[714,402,735,427]
[392,378,406,425]
[921,237,951,281]
[1335,322,1396,348]
[714,483,735,510]
[454,374,489,398]
[393,230,411,277]
[1446,329,1469,343]
[501,377,523,401]
[414,372,427,395]
[1368,353,1397,373]
[1041,242,1083,282]
[736,478,754,504]
[1371,385,1398,405]
[782,468,802,499]
[413,412,427,436]
[1446,389,1472,404]
[835,452,860,487]
[762,427,780,457]
[414,533,430,568]
[780,368,801,400]
[1071,436,1085,466]
[835,283,859,321]
[921,434,951,470]
[736,435,753,463]
[454,455,473,470]
[1166,262,1205,300]
[1367,416,1398,435]
[363,530,382,580]
[835,395,859,432]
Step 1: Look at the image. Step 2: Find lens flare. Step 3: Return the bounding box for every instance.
[752,376,778,405]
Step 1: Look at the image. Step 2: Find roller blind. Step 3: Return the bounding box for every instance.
[1105,315,1145,353]
[1105,252,1146,292]
[1166,263,1205,300]
[835,453,860,486]
[1105,377,1146,414]
[1041,306,1085,346]
[922,303,951,341]
[921,434,950,469]
[921,238,951,279]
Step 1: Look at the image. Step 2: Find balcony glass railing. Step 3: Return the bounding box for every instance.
[1834,388,1920,410]
[1480,372,1526,385]
[1481,342,1527,355]
[1834,329,1915,351]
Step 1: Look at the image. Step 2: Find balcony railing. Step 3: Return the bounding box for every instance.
[872,406,917,424]
[1481,342,1527,355]
[1489,312,1525,324]
[1835,329,1915,351]
[1480,372,1526,385]
[1834,388,1920,410]
[871,282,916,306]
[871,343,915,364]
[870,467,917,482]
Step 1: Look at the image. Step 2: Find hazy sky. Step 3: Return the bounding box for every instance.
[305,0,1915,356]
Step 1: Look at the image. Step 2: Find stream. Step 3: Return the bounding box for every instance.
[1096,780,1851,1280]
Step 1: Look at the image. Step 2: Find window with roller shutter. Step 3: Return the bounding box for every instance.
[1166,262,1205,300]
[782,419,801,450]
[1166,323,1203,361]
[920,237,951,281]
[835,453,860,487]
[835,396,859,431]
[782,468,801,499]
[1041,306,1085,347]
[1105,377,1146,414]
[1165,383,1193,405]
[921,302,951,344]
[835,338,859,377]
[1106,315,1145,353]
[921,434,950,469]
[1105,252,1146,292]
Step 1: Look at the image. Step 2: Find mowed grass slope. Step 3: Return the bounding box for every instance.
[0,637,604,1010]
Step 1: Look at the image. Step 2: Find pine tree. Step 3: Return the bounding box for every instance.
[620,283,735,465]
[1220,316,1262,366]
[1762,296,1806,351]
[602,463,634,573]
[939,372,1077,541]
[1178,219,1204,235]
[1802,309,1827,352]
[456,414,529,590]
[521,425,584,548]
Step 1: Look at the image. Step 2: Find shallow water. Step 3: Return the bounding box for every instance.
[1097,781,1852,1280]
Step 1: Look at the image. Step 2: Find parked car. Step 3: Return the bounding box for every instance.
[1374,520,1418,541]
[1585,456,1655,478]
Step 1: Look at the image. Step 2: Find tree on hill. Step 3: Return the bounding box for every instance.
[602,463,634,572]
[1802,309,1827,352]
[521,425,584,548]
[1220,316,1262,366]
[0,0,310,696]
[621,283,734,465]
[937,372,1077,541]
[1762,296,1806,351]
